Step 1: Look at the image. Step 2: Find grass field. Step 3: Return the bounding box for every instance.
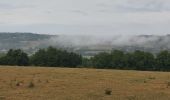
[0,66,170,100]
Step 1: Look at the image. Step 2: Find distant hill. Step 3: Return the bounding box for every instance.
[0,32,56,54]
[0,32,170,55]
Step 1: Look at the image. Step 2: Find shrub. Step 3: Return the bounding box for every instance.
[28,81,35,88]
[105,88,112,95]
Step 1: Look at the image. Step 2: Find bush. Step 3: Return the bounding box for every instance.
[105,88,112,95]
[28,81,35,88]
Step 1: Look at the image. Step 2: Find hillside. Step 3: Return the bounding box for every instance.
[0,66,170,100]
[1,33,170,55]
[0,33,55,54]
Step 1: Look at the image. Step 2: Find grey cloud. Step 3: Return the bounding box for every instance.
[0,22,169,36]
[0,0,170,36]
[116,1,165,12]
[97,0,170,13]
[0,3,35,10]
[71,10,89,16]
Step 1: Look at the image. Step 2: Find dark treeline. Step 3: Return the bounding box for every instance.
[0,47,170,71]
[88,50,170,71]
[0,47,82,67]
[30,47,82,67]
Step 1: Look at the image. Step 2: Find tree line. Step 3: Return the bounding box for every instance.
[87,50,170,71]
[0,47,170,71]
[0,47,82,67]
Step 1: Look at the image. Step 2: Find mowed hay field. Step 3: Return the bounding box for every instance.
[1,67,170,100]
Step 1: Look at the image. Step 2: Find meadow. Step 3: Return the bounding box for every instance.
[0,66,170,100]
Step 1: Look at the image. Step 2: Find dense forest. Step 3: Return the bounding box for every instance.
[0,47,170,71]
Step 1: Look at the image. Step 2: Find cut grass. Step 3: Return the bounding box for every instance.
[0,66,170,100]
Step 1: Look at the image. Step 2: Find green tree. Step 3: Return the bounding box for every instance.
[132,50,155,71]
[124,52,136,70]
[156,50,170,71]
[82,58,93,67]
[30,49,47,66]
[30,47,82,67]
[0,49,29,66]
[110,50,126,69]
[92,52,112,69]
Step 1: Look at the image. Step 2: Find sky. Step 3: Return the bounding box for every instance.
[0,0,170,35]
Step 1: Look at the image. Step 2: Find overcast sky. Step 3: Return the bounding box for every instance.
[0,0,170,35]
